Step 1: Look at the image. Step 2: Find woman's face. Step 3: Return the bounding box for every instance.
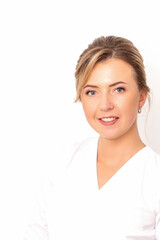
[81,58,147,140]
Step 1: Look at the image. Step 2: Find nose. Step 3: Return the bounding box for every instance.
[99,93,114,112]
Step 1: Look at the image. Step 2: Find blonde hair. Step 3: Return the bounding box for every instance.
[75,36,150,102]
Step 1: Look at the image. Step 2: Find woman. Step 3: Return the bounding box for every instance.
[25,36,160,240]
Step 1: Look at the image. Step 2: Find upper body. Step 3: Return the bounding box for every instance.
[24,36,160,239]
[24,137,160,240]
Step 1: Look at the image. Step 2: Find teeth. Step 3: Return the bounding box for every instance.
[101,117,117,122]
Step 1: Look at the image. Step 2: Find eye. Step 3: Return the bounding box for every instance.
[85,90,96,96]
[114,87,125,93]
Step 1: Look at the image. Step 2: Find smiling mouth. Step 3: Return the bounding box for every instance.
[99,117,119,122]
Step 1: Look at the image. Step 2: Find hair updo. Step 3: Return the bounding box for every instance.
[75,36,150,102]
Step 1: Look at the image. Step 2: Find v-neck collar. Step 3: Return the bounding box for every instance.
[90,137,149,192]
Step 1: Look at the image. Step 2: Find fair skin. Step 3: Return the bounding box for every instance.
[81,58,147,189]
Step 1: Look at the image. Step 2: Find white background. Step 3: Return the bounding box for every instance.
[0,0,160,239]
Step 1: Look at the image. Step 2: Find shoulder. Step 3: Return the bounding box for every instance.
[146,147,160,213]
[49,136,98,183]
[133,146,160,214]
[71,136,98,154]
[65,136,98,168]
[147,147,160,185]
[132,146,160,193]
[143,147,160,197]
[145,146,160,170]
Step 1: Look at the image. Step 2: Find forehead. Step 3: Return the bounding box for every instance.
[85,58,136,86]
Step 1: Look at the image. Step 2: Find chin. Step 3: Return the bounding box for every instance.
[98,127,136,141]
[100,134,121,141]
[95,130,121,141]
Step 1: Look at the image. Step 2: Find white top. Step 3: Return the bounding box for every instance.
[24,137,160,240]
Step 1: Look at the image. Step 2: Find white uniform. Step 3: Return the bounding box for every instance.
[24,137,160,240]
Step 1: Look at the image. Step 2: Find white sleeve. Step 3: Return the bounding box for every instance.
[156,210,160,240]
[23,140,82,240]
[24,177,51,240]
[155,187,160,240]
[155,154,160,240]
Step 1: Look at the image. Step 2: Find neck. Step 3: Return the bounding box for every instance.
[97,124,145,166]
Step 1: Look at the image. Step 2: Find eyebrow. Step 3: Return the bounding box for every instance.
[83,84,98,89]
[83,81,127,89]
[109,81,127,87]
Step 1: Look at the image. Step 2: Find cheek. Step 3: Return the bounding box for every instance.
[118,94,139,119]
[82,101,97,120]
[82,103,92,118]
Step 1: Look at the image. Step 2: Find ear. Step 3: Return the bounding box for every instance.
[138,90,148,109]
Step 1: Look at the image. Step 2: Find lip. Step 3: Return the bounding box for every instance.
[98,116,119,126]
